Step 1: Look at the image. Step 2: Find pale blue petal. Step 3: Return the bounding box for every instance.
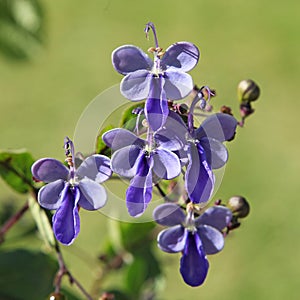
[195,206,232,231]
[31,158,69,183]
[78,178,107,210]
[200,137,228,169]
[38,179,66,210]
[152,148,181,180]
[164,70,193,100]
[195,113,238,142]
[153,203,185,226]
[102,128,145,150]
[197,225,224,254]
[157,225,186,253]
[111,145,143,178]
[120,70,151,101]
[161,42,200,72]
[76,155,111,183]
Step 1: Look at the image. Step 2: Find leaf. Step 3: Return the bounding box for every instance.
[96,125,114,156]
[28,196,55,248]
[0,249,57,299]
[0,149,35,193]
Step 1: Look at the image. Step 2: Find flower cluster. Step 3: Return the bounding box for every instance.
[30,22,254,289]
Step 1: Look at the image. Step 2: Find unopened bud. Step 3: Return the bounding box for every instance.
[228,196,250,218]
[48,292,66,300]
[237,79,260,103]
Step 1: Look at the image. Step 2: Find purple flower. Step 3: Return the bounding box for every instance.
[153,203,232,286]
[157,111,237,204]
[31,138,112,245]
[102,128,181,217]
[112,23,199,131]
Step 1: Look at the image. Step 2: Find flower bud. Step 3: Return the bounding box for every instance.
[237,79,260,103]
[48,292,66,300]
[227,196,250,218]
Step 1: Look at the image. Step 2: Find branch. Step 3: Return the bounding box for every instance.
[0,201,29,244]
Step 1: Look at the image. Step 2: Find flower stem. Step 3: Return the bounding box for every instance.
[0,201,29,244]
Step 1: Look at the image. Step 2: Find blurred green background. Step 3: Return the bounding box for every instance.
[1,0,300,299]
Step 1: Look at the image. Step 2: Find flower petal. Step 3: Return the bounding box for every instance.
[102,128,145,150]
[161,42,200,72]
[78,178,107,210]
[120,70,151,101]
[157,225,186,253]
[200,137,228,169]
[195,113,238,142]
[112,45,153,75]
[195,206,232,231]
[38,179,66,210]
[164,70,193,100]
[185,143,215,204]
[126,154,153,217]
[197,225,224,254]
[52,184,80,245]
[153,203,185,226]
[180,232,209,287]
[152,148,181,180]
[76,155,111,183]
[111,145,143,178]
[31,158,69,183]
[145,76,169,131]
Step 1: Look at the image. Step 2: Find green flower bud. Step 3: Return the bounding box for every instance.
[237,79,260,103]
[227,196,250,218]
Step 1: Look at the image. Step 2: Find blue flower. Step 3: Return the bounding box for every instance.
[102,128,181,217]
[153,203,232,286]
[112,23,199,131]
[31,138,112,245]
[156,110,237,204]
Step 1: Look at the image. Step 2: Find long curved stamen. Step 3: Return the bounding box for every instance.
[64,137,76,177]
[144,22,159,48]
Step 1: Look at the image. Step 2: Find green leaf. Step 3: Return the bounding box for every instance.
[28,196,55,248]
[119,102,145,132]
[0,149,35,193]
[0,249,57,299]
[96,124,114,156]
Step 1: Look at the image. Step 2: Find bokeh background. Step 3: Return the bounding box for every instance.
[1,0,300,299]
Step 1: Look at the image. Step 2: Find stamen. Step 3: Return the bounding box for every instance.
[144,22,159,48]
[64,137,75,168]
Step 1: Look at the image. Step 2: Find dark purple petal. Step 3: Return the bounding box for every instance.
[102,128,145,150]
[185,143,215,204]
[153,203,185,226]
[180,232,209,287]
[164,70,193,100]
[31,158,69,183]
[111,145,143,178]
[52,184,80,245]
[145,76,169,131]
[195,113,238,142]
[197,225,224,254]
[76,155,111,183]
[157,225,186,253]
[78,178,107,210]
[152,148,181,179]
[195,206,232,231]
[126,154,153,217]
[38,179,66,210]
[112,45,153,75]
[161,42,200,72]
[121,70,152,101]
[200,137,228,169]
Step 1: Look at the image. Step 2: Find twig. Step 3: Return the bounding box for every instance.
[154,183,172,202]
[0,201,29,244]
[54,243,94,300]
